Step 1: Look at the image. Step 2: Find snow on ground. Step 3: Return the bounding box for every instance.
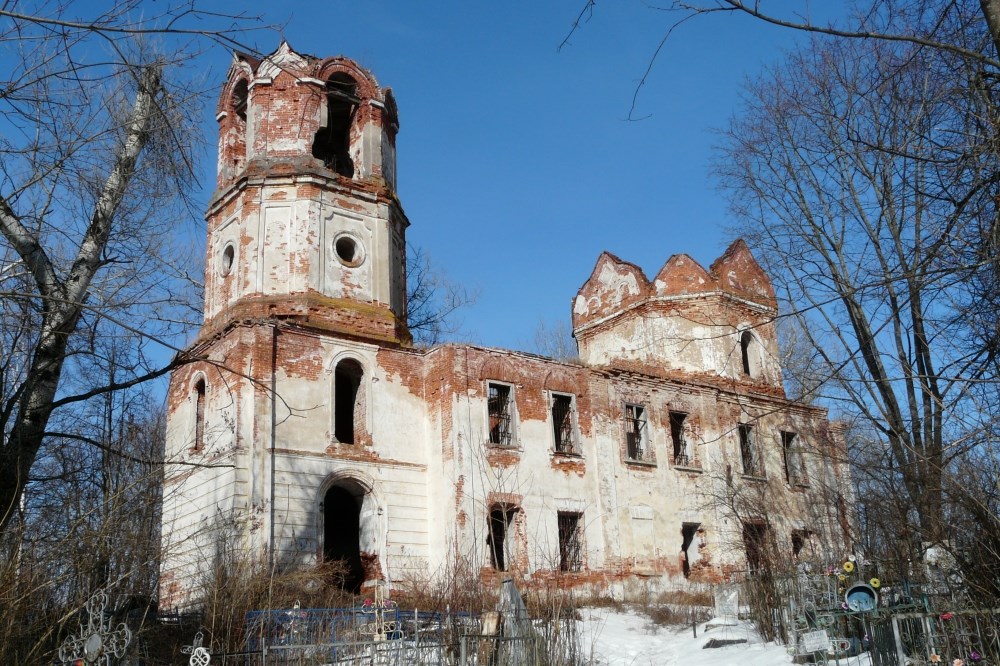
[579,608,874,666]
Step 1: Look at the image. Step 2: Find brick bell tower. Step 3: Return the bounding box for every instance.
[160,44,409,606]
[205,42,408,343]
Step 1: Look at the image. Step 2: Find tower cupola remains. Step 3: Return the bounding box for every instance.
[206,42,407,344]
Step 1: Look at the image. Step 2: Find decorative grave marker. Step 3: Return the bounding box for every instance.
[358,582,397,641]
[182,631,211,666]
[58,589,131,665]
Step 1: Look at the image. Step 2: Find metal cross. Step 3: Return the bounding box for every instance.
[58,589,131,665]
[181,631,211,666]
[358,582,397,641]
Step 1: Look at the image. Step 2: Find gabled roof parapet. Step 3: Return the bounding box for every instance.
[571,252,651,330]
[709,239,776,309]
[572,240,776,334]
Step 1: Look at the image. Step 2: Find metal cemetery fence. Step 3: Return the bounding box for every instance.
[734,562,1000,666]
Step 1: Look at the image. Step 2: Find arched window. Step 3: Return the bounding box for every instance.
[334,359,364,444]
[740,331,754,376]
[194,378,206,451]
[232,79,248,122]
[313,73,358,177]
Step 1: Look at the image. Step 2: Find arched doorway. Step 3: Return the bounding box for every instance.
[323,485,365,593]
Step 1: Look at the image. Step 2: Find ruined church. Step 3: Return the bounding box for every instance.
[159,43,854,607]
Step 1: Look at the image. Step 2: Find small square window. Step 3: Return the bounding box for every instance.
[551,393,578,455]
[487,382,515,447]
[739,424,762,477]
[557,511,584,572]
[624,403,651,463]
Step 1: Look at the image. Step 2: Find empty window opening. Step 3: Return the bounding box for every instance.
[551,393,576,454]
[782,431,806,484]
[739,424,761,476]
[194,379,206,450]
[487,383,514,447]
[791,529,813,559]
[334,359,364,444]
[670,411,688,465]
[220,243,235,276]
[232,79,248,122]
[335,235,360,265]
[624,403,649,462]
[487,504,517,571]
[743,521,771,573]
[558,512,584,572]
[313,73,358,177]
[681,522,701,578]
[740,331,754,376]
[323,485,365,593]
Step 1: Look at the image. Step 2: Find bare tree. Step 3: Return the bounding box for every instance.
[0,2,266,536]
[406,245,477,346]
[715,27,998,546]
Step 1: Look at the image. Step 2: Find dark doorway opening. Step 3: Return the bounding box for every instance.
[323,485,365,593]
[742,521,771,573]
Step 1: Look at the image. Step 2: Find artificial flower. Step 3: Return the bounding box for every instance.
[848,554,856,562]
[954,659,964,666]
[970,650,982,662]
[843,561,855,573]
[838,574,847,582]
[941,612,954,621]
[870,578,881,588]
[929,654,941,663]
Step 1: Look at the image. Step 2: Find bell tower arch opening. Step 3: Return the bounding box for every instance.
[313,72,359,177]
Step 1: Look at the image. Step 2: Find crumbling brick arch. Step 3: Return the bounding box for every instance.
[329,352,371,446]
[311,59,380,178]
[215,65,253,185]
[316,469,386,591]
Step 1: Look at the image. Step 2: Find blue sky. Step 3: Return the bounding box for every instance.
[195,1,839,351]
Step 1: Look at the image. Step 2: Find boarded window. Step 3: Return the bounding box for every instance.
[624,403,649,462]
[782,431,806,484]
[335,359,364,444]
[739,424,761,476]
[558,512,583,572]
[194,379,206,450]
[551,393,577,454]
[670,411,688,465]
[487,383,514,447]
[487,505,517,571]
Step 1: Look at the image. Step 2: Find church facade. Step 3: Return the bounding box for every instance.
[158,44,854,608]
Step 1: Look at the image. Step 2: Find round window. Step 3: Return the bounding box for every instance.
[220,243,235,276]
[334,234,364,267]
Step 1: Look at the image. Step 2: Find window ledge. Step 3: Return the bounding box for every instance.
[552,450,583,459]
[673,464,703,473]
[741,474,767,482]
[791,480,810,489]
[487,443,520,451]
[624,459,657,468]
